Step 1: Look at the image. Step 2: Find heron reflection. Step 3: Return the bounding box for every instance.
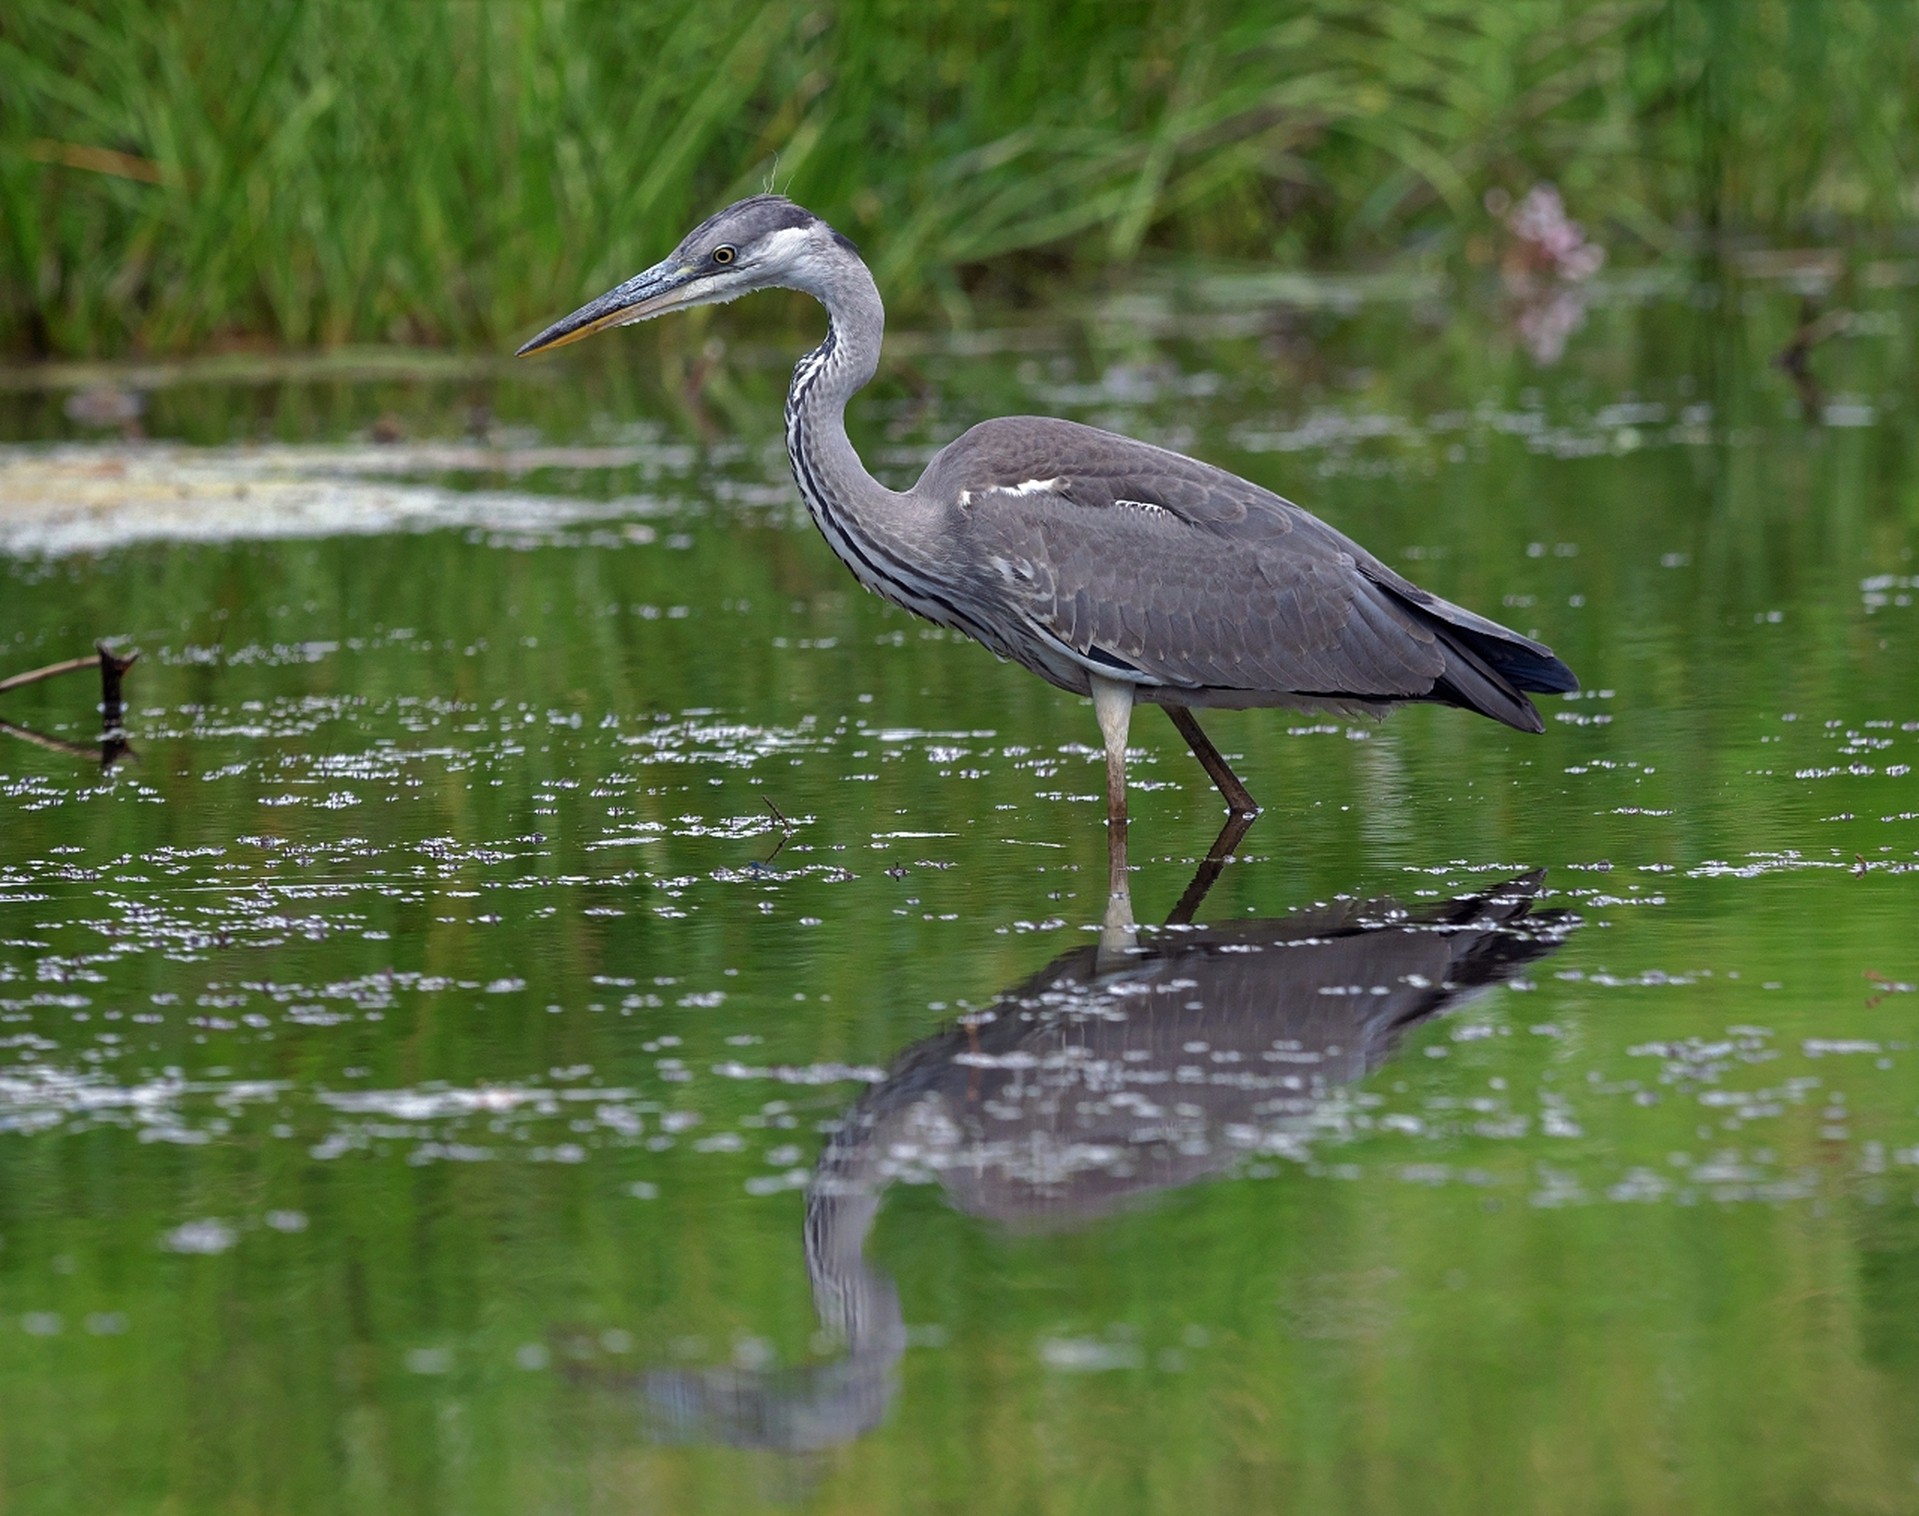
[637,866,1574,1451]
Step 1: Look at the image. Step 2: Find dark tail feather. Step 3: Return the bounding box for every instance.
[1401,600,1579,734]
[1436,623,1581,732]
[1481,638,1579,694]
[1420,623,1546,733]
[1369,569,1581,708]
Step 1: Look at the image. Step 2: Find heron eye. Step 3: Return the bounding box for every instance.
[712,245,736,265]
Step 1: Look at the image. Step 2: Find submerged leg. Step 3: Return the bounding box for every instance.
[1165,705,1259,816]
[1089,675,1135,910]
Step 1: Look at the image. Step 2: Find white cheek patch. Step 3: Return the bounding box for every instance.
[758,226,813,265]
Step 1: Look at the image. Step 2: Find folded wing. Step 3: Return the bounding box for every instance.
[922,417,1577,730]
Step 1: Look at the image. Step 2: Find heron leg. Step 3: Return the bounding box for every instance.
[1163,809,1258,927]
[1165,706,1259,816]
[1089,675,1135,910]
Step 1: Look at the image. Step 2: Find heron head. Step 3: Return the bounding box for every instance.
[515,195,853,357]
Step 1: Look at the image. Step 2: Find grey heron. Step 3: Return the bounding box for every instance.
[518,197,1579,895]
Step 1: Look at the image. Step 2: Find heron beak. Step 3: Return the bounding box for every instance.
[515,260,701,357]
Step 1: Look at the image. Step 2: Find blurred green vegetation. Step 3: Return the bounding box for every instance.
[1,0,1915,357]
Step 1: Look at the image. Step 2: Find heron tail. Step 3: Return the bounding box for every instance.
[1430,642,1548,733]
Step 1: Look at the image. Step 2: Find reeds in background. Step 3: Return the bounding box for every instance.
[1,0,1914,357]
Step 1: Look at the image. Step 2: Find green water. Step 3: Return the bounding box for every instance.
[2,270,1918,1513]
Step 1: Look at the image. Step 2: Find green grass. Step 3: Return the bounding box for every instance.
[1,0,1915,357]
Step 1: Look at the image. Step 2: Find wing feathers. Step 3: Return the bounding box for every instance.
[926,417,1574,727]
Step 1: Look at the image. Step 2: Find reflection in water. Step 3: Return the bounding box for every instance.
[0,716,135,771]
[638,868,1575,1452]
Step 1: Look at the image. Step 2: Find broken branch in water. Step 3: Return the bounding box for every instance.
[1777,297,1853,423]
[96,641,138,731]
[0,640,139,711]
[0,641,140,768]
[0,652,99,697]
[760,792,795,865]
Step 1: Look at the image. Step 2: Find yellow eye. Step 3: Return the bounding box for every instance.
[712,245,736,265]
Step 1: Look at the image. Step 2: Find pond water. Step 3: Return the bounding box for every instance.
[2,266,1917,1513]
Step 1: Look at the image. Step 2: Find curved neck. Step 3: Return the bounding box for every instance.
[804,1100,907,1357]
[784,254,894,515]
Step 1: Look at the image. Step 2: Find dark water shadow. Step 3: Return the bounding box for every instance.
[0,717,135,771]
[615,858,1577,1454]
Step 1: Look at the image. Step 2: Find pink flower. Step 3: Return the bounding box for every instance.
[1493,184,1606,289]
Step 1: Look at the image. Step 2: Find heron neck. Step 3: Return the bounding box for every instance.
[805,1101,908,1358]
[785,258,894,514]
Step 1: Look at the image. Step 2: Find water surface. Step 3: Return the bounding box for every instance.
[2,268,1918,1512]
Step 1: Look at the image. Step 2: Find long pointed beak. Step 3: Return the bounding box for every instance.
[515,259,697,357]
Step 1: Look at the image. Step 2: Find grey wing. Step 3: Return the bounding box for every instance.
[921,417,1575,730]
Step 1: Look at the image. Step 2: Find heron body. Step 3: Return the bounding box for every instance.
[519,196,1578,886]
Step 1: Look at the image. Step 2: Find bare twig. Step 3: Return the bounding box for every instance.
[760,792,794,865]
[0,653,99,697]
[1777,296,1853,423]
[0,642,140,769]
[0,642,139,707]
